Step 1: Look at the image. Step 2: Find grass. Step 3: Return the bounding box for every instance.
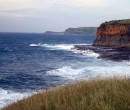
[2,78,130,110]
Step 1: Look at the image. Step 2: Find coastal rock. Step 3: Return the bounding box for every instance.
[74,45,130,61]
[93,19,130,47]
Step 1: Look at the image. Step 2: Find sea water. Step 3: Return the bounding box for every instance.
[0,33,130,108]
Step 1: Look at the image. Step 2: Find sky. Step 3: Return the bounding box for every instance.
[0,0,130,32]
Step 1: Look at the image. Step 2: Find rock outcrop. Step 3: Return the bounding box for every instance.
[93,19,130,47]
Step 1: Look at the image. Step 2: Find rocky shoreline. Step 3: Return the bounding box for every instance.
[74,45,130,61]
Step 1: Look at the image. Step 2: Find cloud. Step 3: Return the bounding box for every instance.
[0,11,30,18]
[59,0,105,7]
[0,0,33,10]
[0,0,105,10]
[0,0,129,13]
[0,0,106,18]
[0,0,130,32]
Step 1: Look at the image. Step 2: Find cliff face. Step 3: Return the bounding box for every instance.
[93,19,130,47]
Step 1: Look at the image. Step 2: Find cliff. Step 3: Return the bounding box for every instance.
[65,27,97,35]
[93,19,130,47]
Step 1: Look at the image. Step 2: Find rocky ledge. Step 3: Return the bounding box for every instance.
[93,19,130,47]
[75,45,130,61]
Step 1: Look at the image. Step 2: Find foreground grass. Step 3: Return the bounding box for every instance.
[2,78,130,110]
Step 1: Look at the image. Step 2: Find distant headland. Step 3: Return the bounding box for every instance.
[44,31,64,35]
[93,19,130,47]
[44,27,97,35]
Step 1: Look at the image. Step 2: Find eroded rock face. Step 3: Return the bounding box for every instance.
[93,20,130,47]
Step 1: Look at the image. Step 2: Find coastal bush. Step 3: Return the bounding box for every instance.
[100,19,130,26]
[2,78,130,110]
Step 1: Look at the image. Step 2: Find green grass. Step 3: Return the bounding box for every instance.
[2,78,130,110]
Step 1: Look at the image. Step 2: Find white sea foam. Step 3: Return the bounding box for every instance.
[30,43,74,50]
[41,44,74,50]
[86,65,130,78]
[29,43,42,47]
[46,66,86,80]
[72,49,100,59]
[29,43,99,58]
[0,88,31,109]
[124,61,130,66]
[46,61,130,80]
[29,43,89,50]
[95,61,130,77]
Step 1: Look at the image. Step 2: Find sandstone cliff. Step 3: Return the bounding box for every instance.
[93,19,130,47]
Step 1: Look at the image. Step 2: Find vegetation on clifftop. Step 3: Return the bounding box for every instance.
[2,78,130,110]
[101,19,130,27]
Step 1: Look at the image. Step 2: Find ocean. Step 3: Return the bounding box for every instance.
[0,33,130,108]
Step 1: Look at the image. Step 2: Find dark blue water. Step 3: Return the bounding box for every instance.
[0,33,95,92]
[1,33,130,108]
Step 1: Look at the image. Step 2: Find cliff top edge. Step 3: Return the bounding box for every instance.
[101,19,130,27]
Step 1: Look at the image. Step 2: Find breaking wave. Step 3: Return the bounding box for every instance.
[72,49,100,59]
[46,66,86,80]
[30,43,74,50]
[0,88,31,109]
[46,61,130,81]
[29,43,100,58]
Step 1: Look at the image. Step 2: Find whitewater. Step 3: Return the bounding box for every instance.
[0,34,130,109]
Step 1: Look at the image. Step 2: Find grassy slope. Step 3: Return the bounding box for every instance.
[2,78,130,110]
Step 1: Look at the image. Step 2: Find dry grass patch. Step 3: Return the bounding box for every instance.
[2,78,130,110]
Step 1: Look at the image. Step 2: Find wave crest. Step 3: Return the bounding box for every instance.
[46,66,86,80]
[0,88,30,109]
[30,43,74,50]
[29,43,100,58]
